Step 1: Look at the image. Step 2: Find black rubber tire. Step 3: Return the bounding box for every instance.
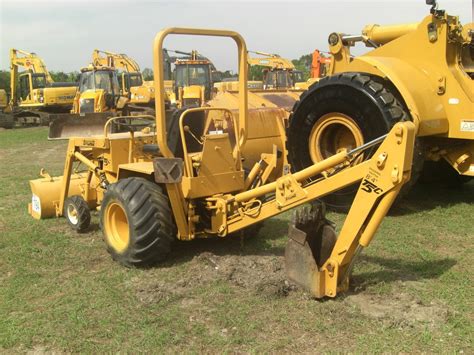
[288,72,419,211]
[100,177,175,267]
[64,195,91,233]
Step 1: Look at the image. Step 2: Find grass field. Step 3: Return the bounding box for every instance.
[0,127,473,353]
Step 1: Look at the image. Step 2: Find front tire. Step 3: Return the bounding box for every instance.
[288,72,416,211]
[100,177,175,267]
[64,195,91,233]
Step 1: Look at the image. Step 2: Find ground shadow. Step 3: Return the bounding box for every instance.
[390,180,473,216]
[162,218,290,268]
[349,254,457,292]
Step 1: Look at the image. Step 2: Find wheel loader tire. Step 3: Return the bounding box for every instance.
[100,177,175,267]
[288,72,421,212]
[64,195,91,233]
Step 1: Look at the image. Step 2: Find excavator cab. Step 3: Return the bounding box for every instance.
[263,69,305,90]
[17,72,47,102]
[291,70,304,84]
[263,69,293,89]
[118,71,144,97]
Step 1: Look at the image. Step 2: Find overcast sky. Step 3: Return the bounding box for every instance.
[0,0,472,73]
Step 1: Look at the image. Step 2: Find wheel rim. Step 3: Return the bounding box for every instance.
[308,112,364,164]
[104,202,130,253]
[67,204,79,225]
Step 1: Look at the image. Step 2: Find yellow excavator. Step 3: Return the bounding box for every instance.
[92,49,163,111]
[247,51,306,90]
[1,49,77,126]
[27,2,473,299]
[212,50,305,113]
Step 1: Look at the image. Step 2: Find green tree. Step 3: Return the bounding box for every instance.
[50,71,80,83]
[142,68,153,81]
[292,54,312,80]
[0,70,11,95]
[248,65,266,81]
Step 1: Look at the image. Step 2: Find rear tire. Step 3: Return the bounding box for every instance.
[100,177,175,267]
[64,195,91,233]
[288,72,421,211]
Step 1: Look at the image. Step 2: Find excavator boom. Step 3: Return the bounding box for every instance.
[92,49,141,73]
[247,50,295,70]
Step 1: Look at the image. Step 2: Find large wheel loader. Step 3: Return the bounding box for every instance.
[29,28,418,299]
[288,0,473,211]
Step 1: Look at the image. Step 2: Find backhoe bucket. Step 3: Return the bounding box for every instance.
[49,112,115,139]
[285,203,337,298]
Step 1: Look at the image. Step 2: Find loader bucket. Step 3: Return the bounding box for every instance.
[48,112,116,139]
[28,173,89,219]
[285,203,337,298]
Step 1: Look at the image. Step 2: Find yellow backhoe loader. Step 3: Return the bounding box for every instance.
[167,49,221,108]
[92,49,173,110]
[27,2,472,299]
[29,27,416,300]
[51,50,172,138]
[1,49,77,126]
[71,64,128,115]
[46,64,131,138]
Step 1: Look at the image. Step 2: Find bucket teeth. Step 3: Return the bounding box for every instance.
[291,201,327,235]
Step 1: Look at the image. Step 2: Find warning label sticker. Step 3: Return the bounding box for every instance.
[460,120,474,132]
[31,194,41,214]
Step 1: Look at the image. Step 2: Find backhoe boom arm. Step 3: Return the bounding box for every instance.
[219,121,416,298]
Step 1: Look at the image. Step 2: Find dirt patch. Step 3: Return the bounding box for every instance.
[346,291,449,328]
[130,252,296,305]
[26,345,63,354]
